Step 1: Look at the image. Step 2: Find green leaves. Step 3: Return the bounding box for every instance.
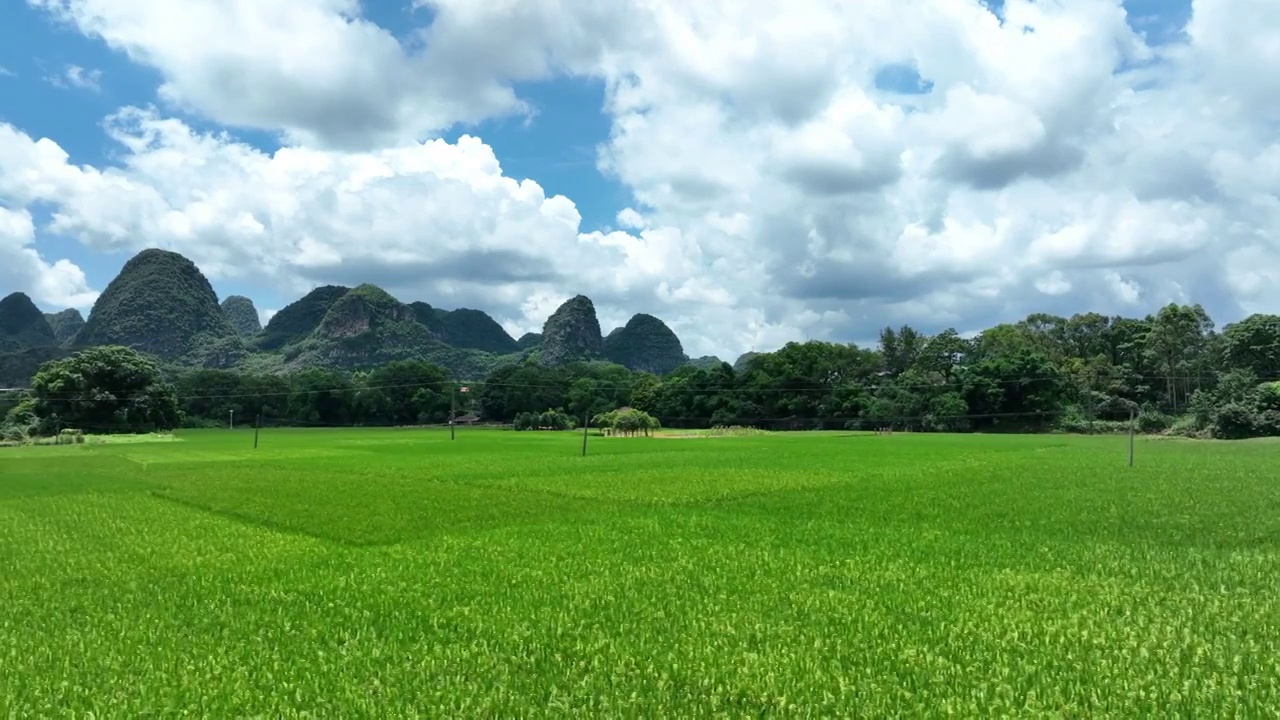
[29,345,180,433]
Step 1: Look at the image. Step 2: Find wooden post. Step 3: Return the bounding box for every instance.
[581,412,589,457]
[1128,408,1135,467]
[254,414,261,449]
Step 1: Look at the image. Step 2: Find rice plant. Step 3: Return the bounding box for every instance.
[2,429,1278,715]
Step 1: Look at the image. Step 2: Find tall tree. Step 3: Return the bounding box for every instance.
[29,345,180,433]
[1221,314,1280,380]
[1144,304,1214,411]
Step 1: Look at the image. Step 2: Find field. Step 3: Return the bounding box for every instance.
[3,428,1279,716]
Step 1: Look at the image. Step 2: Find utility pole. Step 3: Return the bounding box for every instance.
[229,409,234,431]
[254,412,261,449]
[1128,408,1135,467]
[581,412,590,456]
[450,386,456,441]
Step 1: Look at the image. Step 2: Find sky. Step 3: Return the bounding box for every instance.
[0,0,1277,361]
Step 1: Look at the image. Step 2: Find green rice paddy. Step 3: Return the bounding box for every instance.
[3,429,1279,716]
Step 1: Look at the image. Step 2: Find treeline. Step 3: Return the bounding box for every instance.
[3,305,1280,441]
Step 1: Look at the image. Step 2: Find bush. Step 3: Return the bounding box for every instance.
[1053,406,1130,435]
[1212,403,1261,439]
[593,408,661,436]
[58,429,85,445]
[513,409,576,431]
[1136,409,1173,434]
[1167,414,1205,438]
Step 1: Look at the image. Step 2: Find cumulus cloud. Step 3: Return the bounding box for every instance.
[0,110,745,351]
[7,0,1280,359]
[29,0,539,148]
[0,206,98,309]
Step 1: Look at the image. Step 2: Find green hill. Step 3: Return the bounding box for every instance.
[221,296,262,336]
[75,249,238,360]
[285,285,514,376]
[603,313,687,374]
[438,309,518,353]
[44,309,85,346]
[0,346,66,387]
[4,254,687,384]
[407,302,518,353]
[256,285,351,351]
[733,352,762,373]
[0,292,56,352]
[540,295,603,366]
[685,355,725,371]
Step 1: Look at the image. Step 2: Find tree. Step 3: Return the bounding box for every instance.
[356,360,449,424]
[28,345,180,433]
[1143,304,1214,411]
[593,407,660,436]
[1221,314,1280,380]
[878,325,924,376]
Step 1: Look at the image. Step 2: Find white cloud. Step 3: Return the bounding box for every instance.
[0,206,98,309]
[0,111,733,350]
[28,0,536,148]
[7,0,1280,360]
[0,66,15,78]
[57,64,103,91]
[1035,271,1072,297]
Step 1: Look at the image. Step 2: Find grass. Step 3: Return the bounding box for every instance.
[2,428,1279,715]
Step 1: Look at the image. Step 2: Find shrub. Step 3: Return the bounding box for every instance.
[1136,409,1173,434]
[1212,403,1261,439]
[513,409,576,431]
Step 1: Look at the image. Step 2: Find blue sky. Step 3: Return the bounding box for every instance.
[1,0,1192,312]
[6,0,1271,362]
[0,0,631,311]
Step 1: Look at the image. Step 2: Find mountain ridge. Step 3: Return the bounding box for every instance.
[0,249,688,384]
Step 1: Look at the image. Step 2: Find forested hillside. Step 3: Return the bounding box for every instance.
[6,301,1279,441]
[0,293,57,352]
[43,309,84,345]
[0,248,689,386]
[73,249,238,360]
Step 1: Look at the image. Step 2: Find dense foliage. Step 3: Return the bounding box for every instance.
[408,302,519,353]
[0,347,66,388]
[74,249,239,361]
[603,313,687,374]
[279,284,503,376]
[3,345,179,438]
[593,406,661,436]
[43,308,85,345]
[220,295,262,337]
[5,303,1280,440]
[255,285,351,350]
[512,409,577,431]
[0,292,56,351]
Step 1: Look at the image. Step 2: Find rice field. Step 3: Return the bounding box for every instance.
[2,428,1279,716]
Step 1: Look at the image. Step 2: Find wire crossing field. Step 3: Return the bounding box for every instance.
[2,430,1279,715]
